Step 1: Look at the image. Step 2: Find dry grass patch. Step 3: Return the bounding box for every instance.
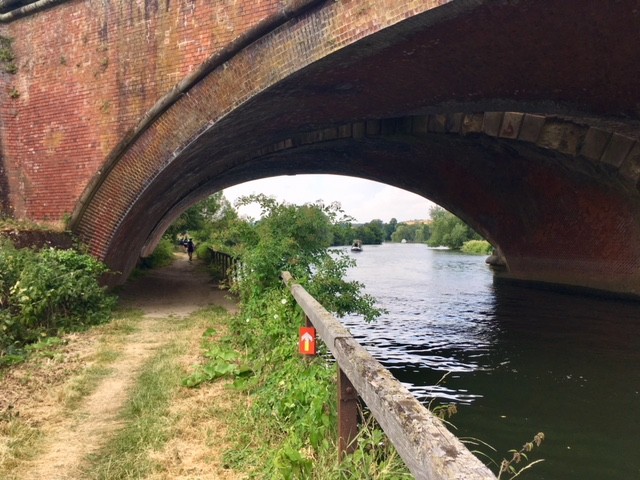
[0,312,139,477]
[147,307,248,479]
[147,381,247,480]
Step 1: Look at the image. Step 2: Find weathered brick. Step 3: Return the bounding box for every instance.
[619,141,640,184]
[600,133,635,168]
[482,112,504,137]
[1,0,294,223]
[427,114,447,133]
[499,112,524,139]
[580,127,612,161]
[518,114,546,143]
[461,113,484,135]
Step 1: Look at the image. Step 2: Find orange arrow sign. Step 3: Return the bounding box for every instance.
[299,327,316,355]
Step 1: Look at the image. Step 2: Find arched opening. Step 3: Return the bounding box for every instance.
[71,0,640,294]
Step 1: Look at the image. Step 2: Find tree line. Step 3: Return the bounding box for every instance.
[332,206,487,251]
[166,192,490,253]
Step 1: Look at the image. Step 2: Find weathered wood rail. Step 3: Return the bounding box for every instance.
[207,248,239,287]
[282,271,496,480]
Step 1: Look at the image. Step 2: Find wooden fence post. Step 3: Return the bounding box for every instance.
[338,367,359,459]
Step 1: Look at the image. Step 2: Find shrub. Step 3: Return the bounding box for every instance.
[195,241,212,261]
[139,236,175,269]
[0,239,115,357]
[461,239,493,255]
[186,196,404,477]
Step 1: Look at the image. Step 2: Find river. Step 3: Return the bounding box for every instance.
[341,243,640,480]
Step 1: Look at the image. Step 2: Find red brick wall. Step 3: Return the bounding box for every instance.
[50,0,445,269]
[3,0,640,297]
[0,0,294,225]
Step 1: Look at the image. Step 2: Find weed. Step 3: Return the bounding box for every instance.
[186,288,409,479]
[0,36,17,76]
[497,432,545,479]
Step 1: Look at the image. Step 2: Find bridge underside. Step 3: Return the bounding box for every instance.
[69,0,640,296]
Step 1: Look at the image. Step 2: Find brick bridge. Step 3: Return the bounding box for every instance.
[1,0,640,296]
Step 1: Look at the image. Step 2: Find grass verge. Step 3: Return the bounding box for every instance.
[83,341,184,479]
[81,306,234,479]
[0,310,140,477]
[184,293,412,480]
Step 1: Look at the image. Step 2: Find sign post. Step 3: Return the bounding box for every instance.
[299,327,316,355]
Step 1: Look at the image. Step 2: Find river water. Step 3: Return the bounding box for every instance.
[341,243,640,480]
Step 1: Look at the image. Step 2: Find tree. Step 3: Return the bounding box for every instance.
[385,218,398,241]
[415,223,431,243]
[354,219,386,245]
[427,206,482,249]
[331,222,355,246]
[391,223,417,242]
[222,194,383,321]
[167,192,236,243]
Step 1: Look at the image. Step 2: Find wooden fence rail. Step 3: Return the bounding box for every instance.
[281,271,496,480]
[208,249,239,287]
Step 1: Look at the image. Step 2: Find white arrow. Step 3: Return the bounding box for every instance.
[301,332,314,342]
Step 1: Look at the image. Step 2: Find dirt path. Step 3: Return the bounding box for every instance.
[2,253,241,480]
[118,252,238,317]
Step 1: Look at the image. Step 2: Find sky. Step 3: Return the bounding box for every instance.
[222,174,436,223]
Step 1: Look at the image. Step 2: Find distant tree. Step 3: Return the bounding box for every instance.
[391,223,417,242]
[367,219,386,244]
[167,192,236,243]
[427,206,481,249]
[353,219,385,245]
[385,218,398,241]
[415,223,431,243]
[331,222,355,246]
[390,222,431,243]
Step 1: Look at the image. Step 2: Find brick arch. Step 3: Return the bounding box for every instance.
[72,0,483,279]
[69,0,640,294]
[241,114,640,295]
[91,111,640,296]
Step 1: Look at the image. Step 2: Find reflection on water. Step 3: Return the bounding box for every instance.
[342,243,640,480]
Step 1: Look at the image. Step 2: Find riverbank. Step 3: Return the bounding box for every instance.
[0,253,245,479]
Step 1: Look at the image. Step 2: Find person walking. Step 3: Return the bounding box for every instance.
[187,239,195,261]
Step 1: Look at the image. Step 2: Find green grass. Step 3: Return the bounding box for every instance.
[83,348,183,478]
[192,293,413,480]
[81,330,187,479]
[62,314,139,411]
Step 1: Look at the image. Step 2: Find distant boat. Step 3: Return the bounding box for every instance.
[351,239,363,252]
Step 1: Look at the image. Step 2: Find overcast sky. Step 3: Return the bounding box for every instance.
[223,174,436,223]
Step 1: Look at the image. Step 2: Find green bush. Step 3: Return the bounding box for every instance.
[195,241,212,261]
[0,239,115,358]
[461,239,493,255]
[139,236,175,269]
